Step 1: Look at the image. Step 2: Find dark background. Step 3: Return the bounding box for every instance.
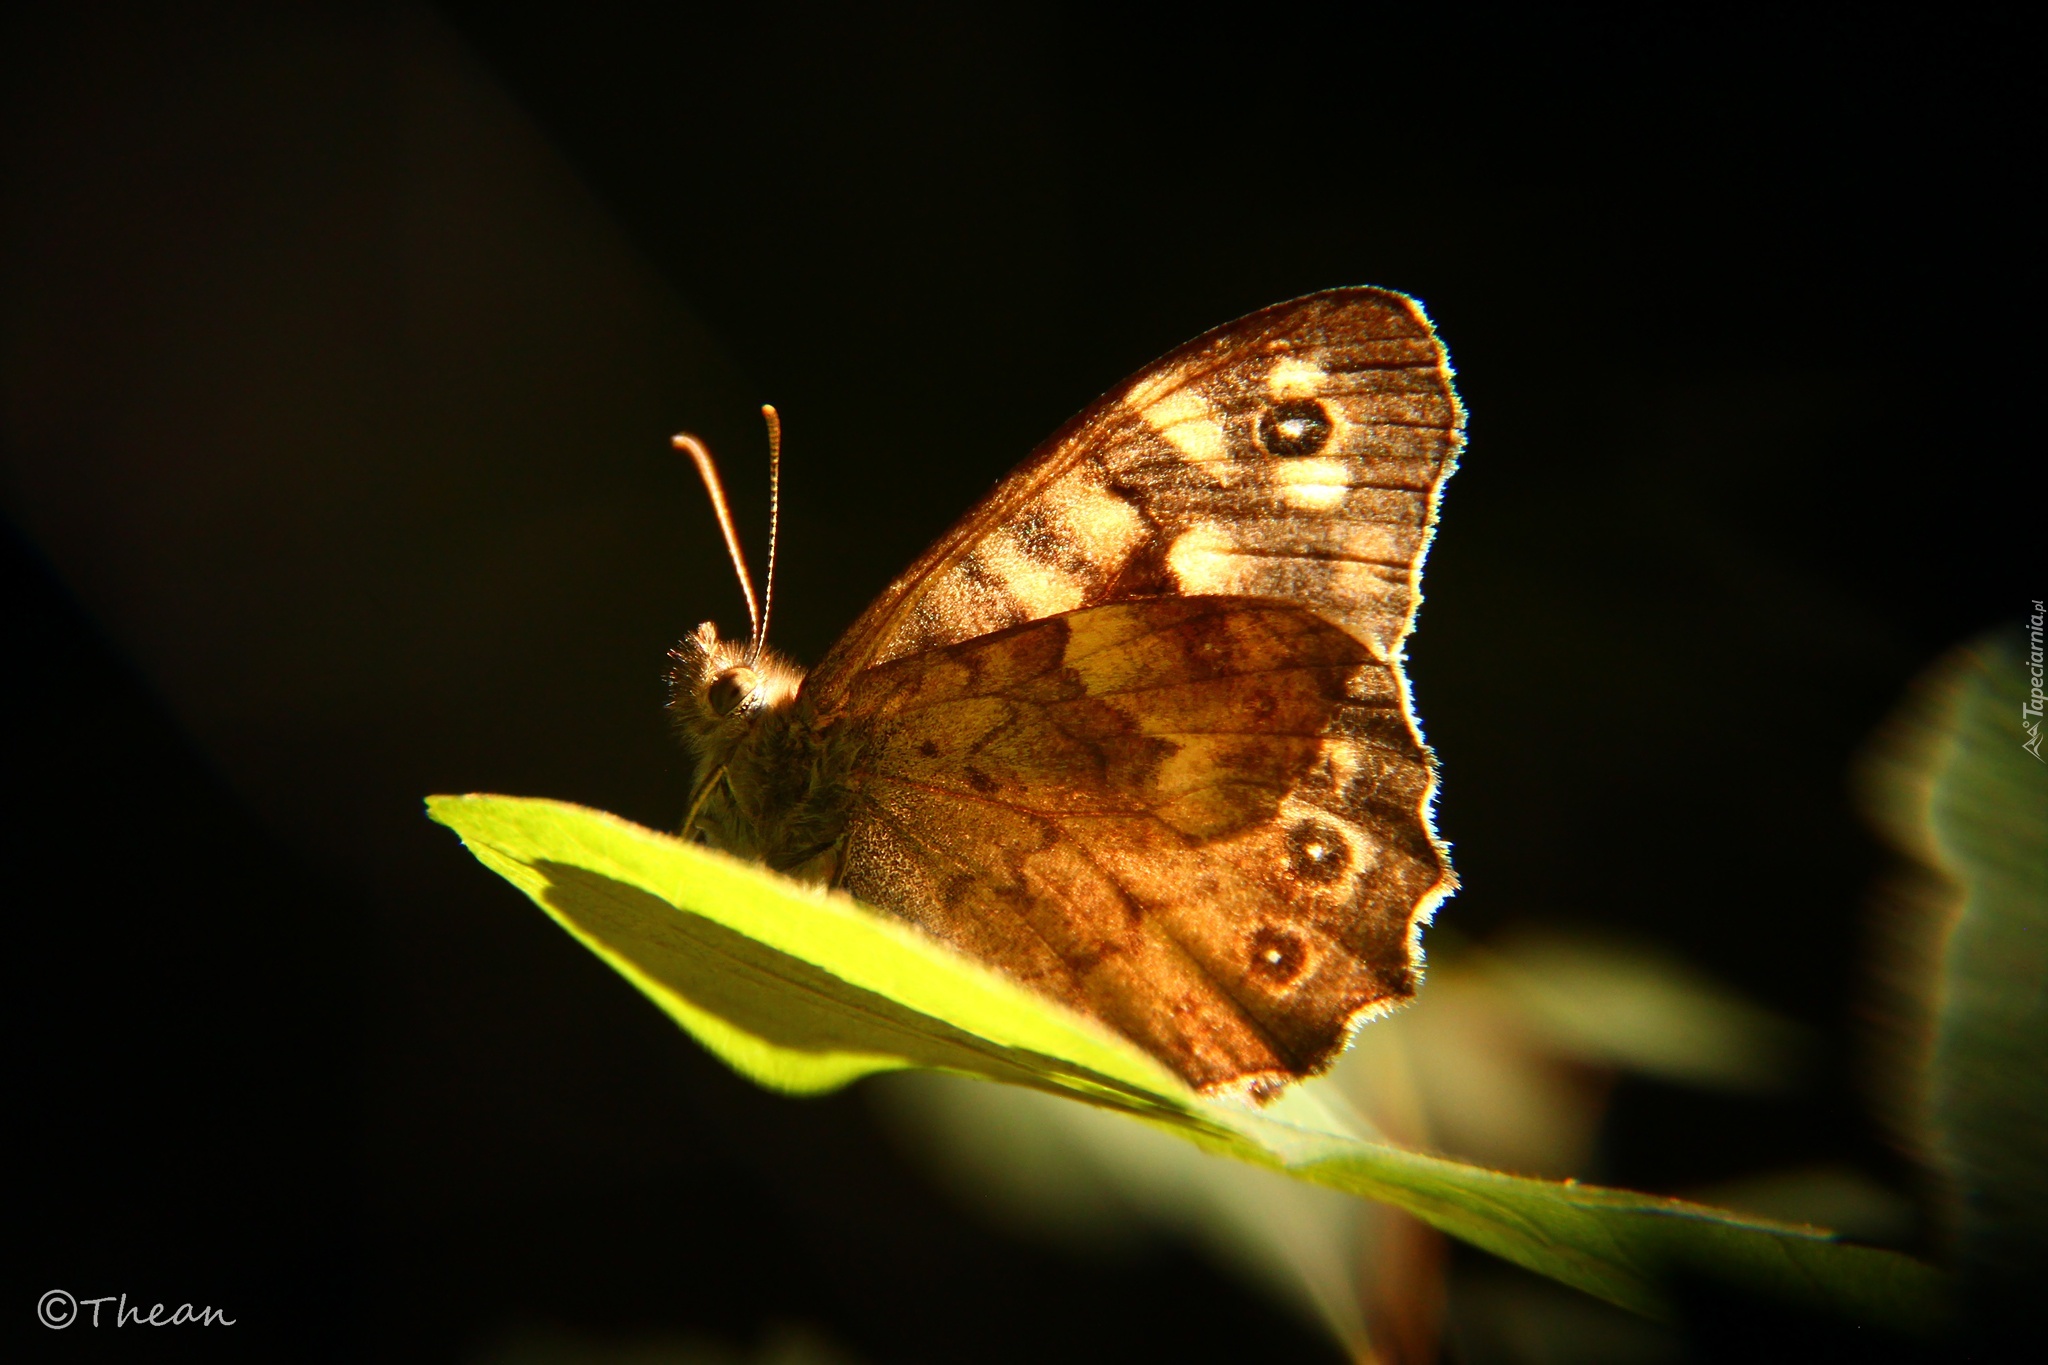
[3,4,2031,1361]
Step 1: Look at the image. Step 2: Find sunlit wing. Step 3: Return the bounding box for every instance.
[797,287,1462,1094]
[835,598,1447,1095]
[806,287,1462,705]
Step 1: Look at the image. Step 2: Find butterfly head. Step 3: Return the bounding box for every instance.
[668,407,804,755]
[667,619,804,747]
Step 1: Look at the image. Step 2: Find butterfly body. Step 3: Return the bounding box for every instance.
[669,624,854,883]
[672,288,1462,1100]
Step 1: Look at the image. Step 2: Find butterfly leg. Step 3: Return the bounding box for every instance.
[681,764,728,841]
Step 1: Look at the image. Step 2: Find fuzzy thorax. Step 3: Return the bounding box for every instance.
[666,621,859,882]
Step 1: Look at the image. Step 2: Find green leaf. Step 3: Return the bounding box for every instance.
[428,792,1947,1331]
[1864,631,2048,1285]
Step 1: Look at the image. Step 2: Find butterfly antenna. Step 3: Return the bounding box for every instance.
[752,404,782,666]
[672,429,760,647]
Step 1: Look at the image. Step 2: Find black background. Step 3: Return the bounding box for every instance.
[4,4,2031,1361]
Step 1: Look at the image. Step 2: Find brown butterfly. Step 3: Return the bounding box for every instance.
[668,288,1462,1100]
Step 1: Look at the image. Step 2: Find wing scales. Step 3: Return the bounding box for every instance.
[807,287,1461,701]
[791,288,1461,1094]
[834,599,1446,1093]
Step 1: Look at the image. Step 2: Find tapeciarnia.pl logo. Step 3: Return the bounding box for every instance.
[2025,599,2045,762]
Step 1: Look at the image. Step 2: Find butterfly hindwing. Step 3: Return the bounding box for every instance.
[835,597,1441,1092]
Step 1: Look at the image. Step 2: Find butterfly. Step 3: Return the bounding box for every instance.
[667,288,1462,1100]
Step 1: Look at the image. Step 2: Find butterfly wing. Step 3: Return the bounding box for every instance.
[806,287,1462,698]
[835,596,1444,1093]
[807,287,1461,1094]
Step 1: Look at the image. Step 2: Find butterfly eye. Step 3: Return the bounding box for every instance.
[1257,398,1333,456]
[1284,819,1351,883]
[706,666,760,717]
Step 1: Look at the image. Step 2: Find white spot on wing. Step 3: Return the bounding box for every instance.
[1273,456,1352,509]
[1267,356,1325,398]
[1139,386,1228,466]
[1047,473,1145,566]
[1282,484,1348,510]
[1164,524,1238,595]
[1164,524,1408,661]
[973,529,1085,618]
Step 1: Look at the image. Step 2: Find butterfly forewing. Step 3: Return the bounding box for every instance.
[808,288,1460,694]
[784,287,1459,1096]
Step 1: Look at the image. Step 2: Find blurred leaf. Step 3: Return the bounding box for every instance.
[429,793,1947,1330]
[1862,631,2048,1284]
[1684,1166,1917,1246]
[483,1321,860,1365]
[884,934,1815,1358]
[1472,931,1812,1092]
[877,1070,1387,1353]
